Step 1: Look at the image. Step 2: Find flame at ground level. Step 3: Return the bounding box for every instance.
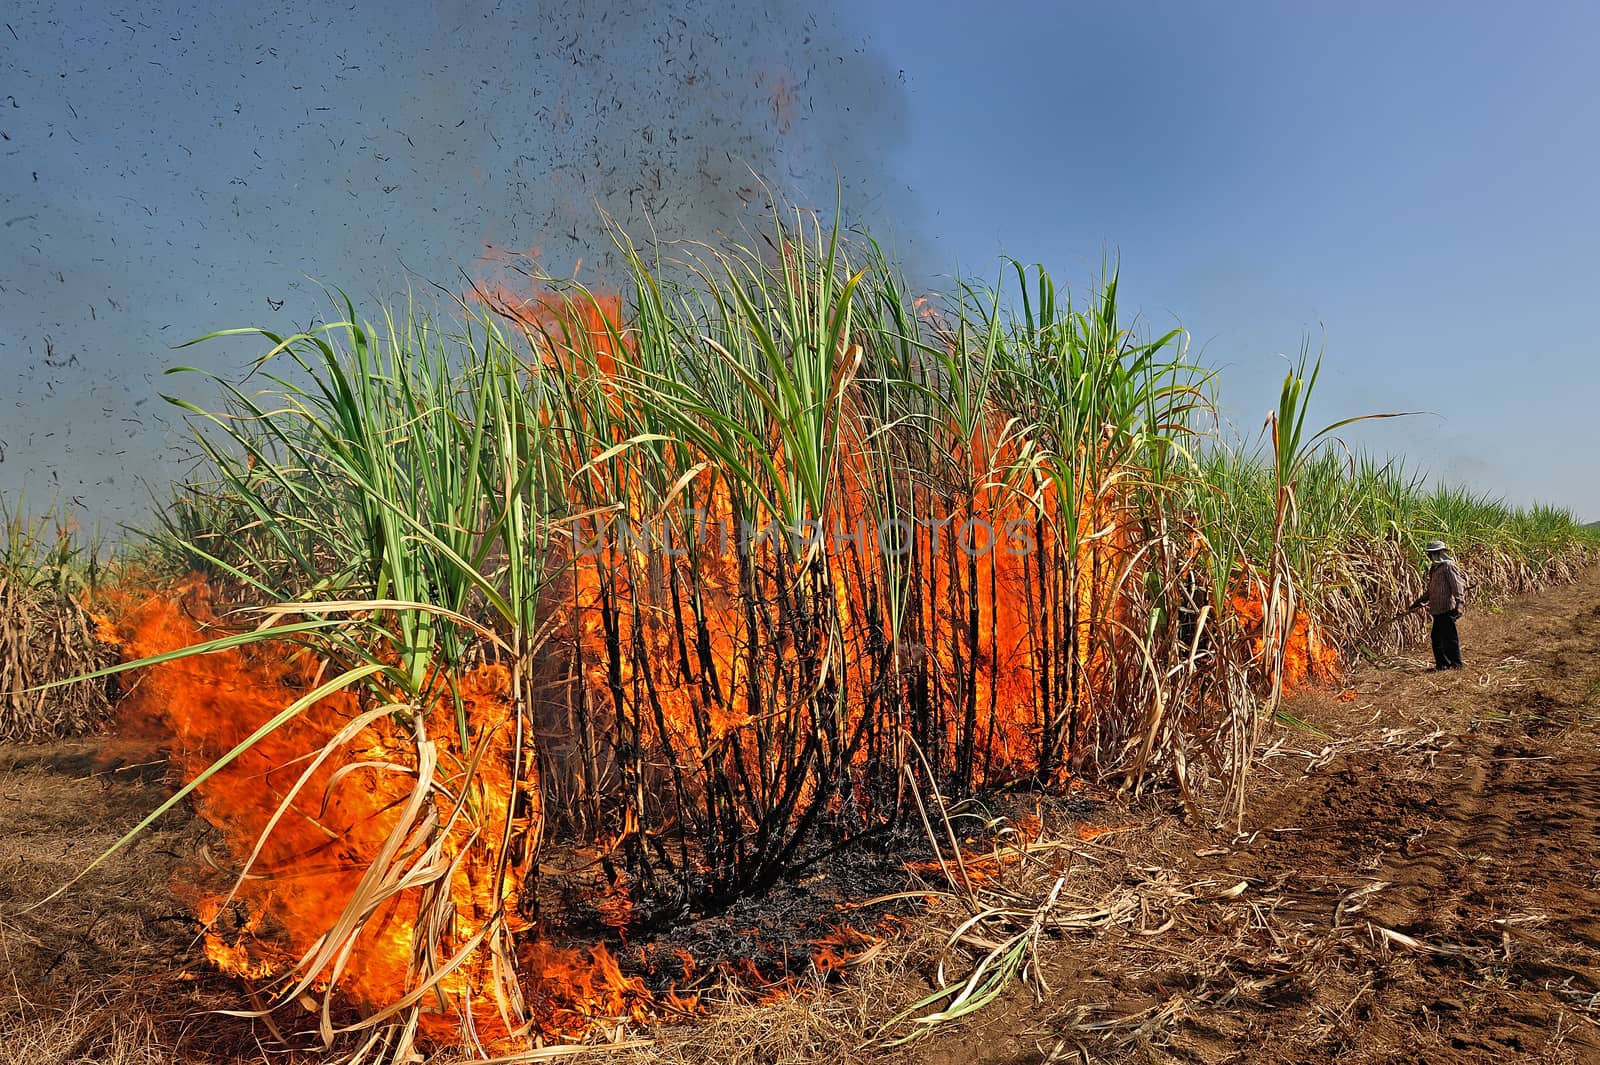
[91,290,1351,1047]
[95,572,1341,1047]
[99,579,885,1046]
[98,579,669,1044]
[1230,592,1342,694]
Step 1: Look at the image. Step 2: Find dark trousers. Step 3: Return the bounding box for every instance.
[1430,612,1463,669]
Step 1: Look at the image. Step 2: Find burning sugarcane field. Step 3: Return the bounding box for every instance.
[5,4,1600,1064]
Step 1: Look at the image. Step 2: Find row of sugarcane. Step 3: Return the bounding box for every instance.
[46,207,1595,1056]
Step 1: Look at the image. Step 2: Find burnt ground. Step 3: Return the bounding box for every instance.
[3,569,1599,1064]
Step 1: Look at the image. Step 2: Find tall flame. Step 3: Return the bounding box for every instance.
[103,286,1341,1049]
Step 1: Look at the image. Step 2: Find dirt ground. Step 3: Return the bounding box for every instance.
[910,569,1600,1065]
[4,570,1599,1064]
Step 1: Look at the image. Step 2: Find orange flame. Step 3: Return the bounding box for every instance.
[98,579,652,1044]
[105,284,1345,1048]
[1230,591,1341,694]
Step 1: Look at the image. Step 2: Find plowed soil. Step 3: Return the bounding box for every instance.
[914,569,1600,1065]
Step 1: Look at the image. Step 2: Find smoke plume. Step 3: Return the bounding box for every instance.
[0,0,918,522]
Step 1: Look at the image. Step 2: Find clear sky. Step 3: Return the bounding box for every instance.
[4,0,1597,526]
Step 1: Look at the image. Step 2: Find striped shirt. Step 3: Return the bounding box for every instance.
[1416,559,1465,616]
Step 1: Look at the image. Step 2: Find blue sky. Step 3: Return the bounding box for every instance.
[856,2,1600,515]
[3,0,1597,524]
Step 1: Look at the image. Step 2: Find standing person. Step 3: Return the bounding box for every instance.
[1409,539,1465,669]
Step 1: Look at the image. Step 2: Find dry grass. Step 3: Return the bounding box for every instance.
[0,583,114,740]
[0,501,117,741]
[578,976,906,1065]
[0,742,258,1064]
[0,995,183,1065]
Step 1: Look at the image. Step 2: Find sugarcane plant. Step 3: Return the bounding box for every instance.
[22,201,1600,1060]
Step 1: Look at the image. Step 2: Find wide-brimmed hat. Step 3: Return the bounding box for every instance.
[1424,539,1448,553]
